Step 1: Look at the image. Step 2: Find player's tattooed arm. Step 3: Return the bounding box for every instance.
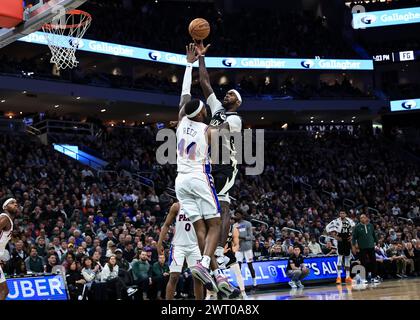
[196,40,212,99]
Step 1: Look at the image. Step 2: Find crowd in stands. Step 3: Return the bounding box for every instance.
[1,119,419,299]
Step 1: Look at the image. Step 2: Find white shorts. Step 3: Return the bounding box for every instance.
[169,245,202,273]
[175,172,221,223]
[0,265,6,284]
[235,250,254,263]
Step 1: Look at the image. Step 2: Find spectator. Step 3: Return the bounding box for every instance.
[150,254,169,300]
[100,255,135,300]
[45,254,58,273]
[131,250,151,300]
[66,261,86,300]
[386,243,406,278]
[81,256,102,300]
[7,240,28,274]
[24,246,44,273]
[322,241,336,256]
[36,237,47,258]
[308,237,322,255]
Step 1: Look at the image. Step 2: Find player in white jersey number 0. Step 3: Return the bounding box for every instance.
[157,202,203,299]
[0,198,18,300]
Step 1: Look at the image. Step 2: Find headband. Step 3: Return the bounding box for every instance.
[228,89,242,104]
[2,198,16,210]
[186,100,204,119]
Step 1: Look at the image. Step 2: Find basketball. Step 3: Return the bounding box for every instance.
[188,18,210,40]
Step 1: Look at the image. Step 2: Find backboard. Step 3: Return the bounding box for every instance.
[0,0,87,49]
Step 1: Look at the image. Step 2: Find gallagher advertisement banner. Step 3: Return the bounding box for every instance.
[18,32,373,71]
[353,7,420,29]
[224,255,339,287]
[6,274,69,300]
[390,98,419,112]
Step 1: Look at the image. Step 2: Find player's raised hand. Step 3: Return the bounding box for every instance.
[186,43,199,63]
[194,39,211,56]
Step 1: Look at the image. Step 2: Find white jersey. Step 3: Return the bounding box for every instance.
[172,205,197,247]
[0,213,13,257]
[176,116,211,174]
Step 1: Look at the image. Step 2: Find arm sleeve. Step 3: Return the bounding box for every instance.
[226,115,242,133]
[207,93,223,116]
[179,64,193,108]
[181,64,193,96]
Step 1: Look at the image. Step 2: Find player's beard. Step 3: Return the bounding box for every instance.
[222,100,235,111]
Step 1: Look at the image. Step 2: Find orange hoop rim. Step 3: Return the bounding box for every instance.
[43,10,92,30]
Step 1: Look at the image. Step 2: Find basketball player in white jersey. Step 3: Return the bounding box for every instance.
[157,201,203,300]
[174,43,239,297]
[195,40,243,274]
[0,198,18,300]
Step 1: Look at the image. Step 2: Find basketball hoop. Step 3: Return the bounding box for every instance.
[42,9,91,70]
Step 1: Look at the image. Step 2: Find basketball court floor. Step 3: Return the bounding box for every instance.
[246,279,420,300]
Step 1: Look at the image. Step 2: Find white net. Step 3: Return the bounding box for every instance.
[42,10,92,70]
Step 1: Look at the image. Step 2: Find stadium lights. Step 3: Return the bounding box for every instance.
[0,100,5,103]
[54,105,59,108]
[352,116,356,119]
[122,120,126,123]
[146,113,150,117]
[261,117,264,120]
[111,123,114,127]
[142,122,145,125]
[331,120,334,123]
[101,109,106,113]
[310,116,314,119]
[20,112,23,115]
[76,96,81,100]
[310,120,314,123]
[341,120,344,123]
[22,91,27,94]
[321,120,324,123]
[351,120,355,123]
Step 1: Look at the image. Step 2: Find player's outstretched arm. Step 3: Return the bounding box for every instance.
[157,202,180,254]
[196,40,213,100]
[179,43,199,120]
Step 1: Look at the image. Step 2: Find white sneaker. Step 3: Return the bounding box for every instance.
[127,288,138,296]
[240,292,248,299]
[288,281,297,289]
[295,281,304,288]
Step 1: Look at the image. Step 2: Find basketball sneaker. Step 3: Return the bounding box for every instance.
[295,280,304,288]
[191,262,219,292]
[336,276,342,284]
[215,274,241,299]
[288,280,297,289]
[345,276,352,284]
